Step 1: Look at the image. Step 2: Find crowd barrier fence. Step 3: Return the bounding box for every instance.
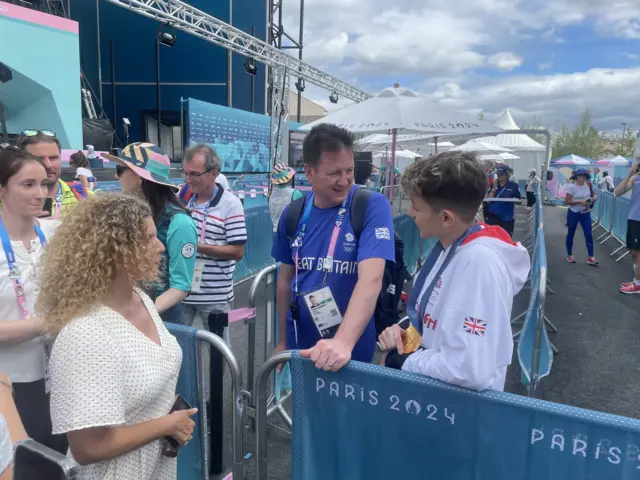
[256,352,640,480]
[165,324,244,480]
[592,187,631,262]
[511,184,557,387]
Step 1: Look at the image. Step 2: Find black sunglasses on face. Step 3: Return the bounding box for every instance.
[115,165,127,177]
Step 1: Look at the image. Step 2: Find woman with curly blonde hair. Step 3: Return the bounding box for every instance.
[39,193,197,479]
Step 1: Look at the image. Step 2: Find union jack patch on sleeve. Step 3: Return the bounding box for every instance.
[463,317,487,336]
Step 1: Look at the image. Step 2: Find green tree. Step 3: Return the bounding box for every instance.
[616,128,636,157]
[551,109,605,160]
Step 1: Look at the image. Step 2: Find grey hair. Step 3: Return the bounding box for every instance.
[184,144,222,171]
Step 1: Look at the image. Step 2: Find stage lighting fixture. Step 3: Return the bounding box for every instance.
[243,58,257,76]
[295,78,306,92]
[329,91,339,104]
[158,31,177,47]
[0,63,12,84]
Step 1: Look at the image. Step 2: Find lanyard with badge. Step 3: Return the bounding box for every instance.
[53,180,63,218]
[407,224,482,335]
[188,189,217,293]
[0,217,51,390]
[291,193,348,339]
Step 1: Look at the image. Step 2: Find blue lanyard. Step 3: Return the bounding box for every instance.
[54,181,63,217]
[188,187,218,242]
[293,193,350,294]
[0,217,47,318]
[408,223,482,334]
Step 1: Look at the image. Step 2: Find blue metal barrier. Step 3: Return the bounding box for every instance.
[591,187,603,224]
[256,352,640,480]
[598,192,615,243]
[165,324,245,480]
[233,204,274,283]
[613,196,631,242]
[517,228,553,394]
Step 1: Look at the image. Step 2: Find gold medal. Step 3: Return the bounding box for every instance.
[402,324,421,354]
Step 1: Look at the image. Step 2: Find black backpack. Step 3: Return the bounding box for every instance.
[285,188,410,335]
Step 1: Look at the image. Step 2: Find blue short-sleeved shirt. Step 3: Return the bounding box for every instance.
[488,181,521,222]
[271,186,395,362]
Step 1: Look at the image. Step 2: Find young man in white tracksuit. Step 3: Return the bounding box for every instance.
[378,151,530,391]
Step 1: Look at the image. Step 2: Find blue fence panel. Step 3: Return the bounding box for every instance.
[613,196,631,241]
[164,324,203,480]
[233,203,273,282]
[600,192,615,231]
[592,188,603,223]
[518,229,553,385]
[290,353,640,480]
[392,214,436,274]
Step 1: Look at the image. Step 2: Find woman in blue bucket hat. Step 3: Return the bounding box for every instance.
[564,167,599,266]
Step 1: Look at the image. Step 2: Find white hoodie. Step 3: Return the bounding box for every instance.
[402,224,530,391]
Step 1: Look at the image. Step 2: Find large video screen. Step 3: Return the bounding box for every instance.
[187,98,270,173]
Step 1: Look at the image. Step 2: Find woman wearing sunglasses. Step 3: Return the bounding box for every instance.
[0,146,68,469]
[103,143,197,324]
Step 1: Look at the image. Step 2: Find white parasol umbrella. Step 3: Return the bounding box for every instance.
[450,141,513,153]
[477,152,521,162]
[300,83,502,202]
[355,133,455,153]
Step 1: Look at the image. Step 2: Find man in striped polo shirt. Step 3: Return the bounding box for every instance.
[180,144,247,324]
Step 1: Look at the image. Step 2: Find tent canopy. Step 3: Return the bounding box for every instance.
[473,109,546,152]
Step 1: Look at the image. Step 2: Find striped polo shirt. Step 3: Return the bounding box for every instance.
[183,186,247,306]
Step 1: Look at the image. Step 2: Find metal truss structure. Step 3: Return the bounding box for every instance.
[103,0,372,163]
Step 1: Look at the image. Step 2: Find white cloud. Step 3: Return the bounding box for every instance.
[278,0,640,130]
[488,52,524,71]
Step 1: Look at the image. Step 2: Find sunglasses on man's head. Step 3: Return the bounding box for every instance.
[20,129,56,138]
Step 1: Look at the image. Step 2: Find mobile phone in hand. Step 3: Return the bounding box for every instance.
[42,198,53,215]
[161,394,192,458]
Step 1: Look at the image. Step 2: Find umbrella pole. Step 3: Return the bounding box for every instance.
[389,128,397,205]
[435,136,438,154]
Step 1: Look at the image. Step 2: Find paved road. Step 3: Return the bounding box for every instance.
[212,204,640,479]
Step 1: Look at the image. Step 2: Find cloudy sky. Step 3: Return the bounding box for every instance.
[280,0,640,133]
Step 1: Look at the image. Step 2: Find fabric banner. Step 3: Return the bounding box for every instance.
[187,98,271,173]
[290,353,640,480]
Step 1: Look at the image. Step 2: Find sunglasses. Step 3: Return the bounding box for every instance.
[20,129,56,138]
[115,165,127,177]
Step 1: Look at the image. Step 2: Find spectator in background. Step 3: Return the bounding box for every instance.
[616,164,640,294]
[69,150,97,191]
[17,130,93,217]
[272,124,395,371]
[377,152,530,391]
[0,146,67,464]
[40,194,196,479]
[565,168,598,266]
[105,143,197,324]
[269,162,303,233]
[179,145,247,326]
[526,168,540,208]
[592,167,601,185]
[598,171,614,192]
[485,164,521,237]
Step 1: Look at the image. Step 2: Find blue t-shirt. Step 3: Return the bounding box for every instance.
[488,181,521,221]
[271,186,395,362]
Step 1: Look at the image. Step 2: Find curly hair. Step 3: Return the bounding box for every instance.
[37,193,158,332]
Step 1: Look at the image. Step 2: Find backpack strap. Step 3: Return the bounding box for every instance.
[285,195,307,242]
[285,187,373,242]
[350,187,372,241]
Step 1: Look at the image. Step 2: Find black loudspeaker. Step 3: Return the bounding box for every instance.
[0,63,12,84]
[354,151,372,185]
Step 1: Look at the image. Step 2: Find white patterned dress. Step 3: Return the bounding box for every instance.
[49,288,182,480]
